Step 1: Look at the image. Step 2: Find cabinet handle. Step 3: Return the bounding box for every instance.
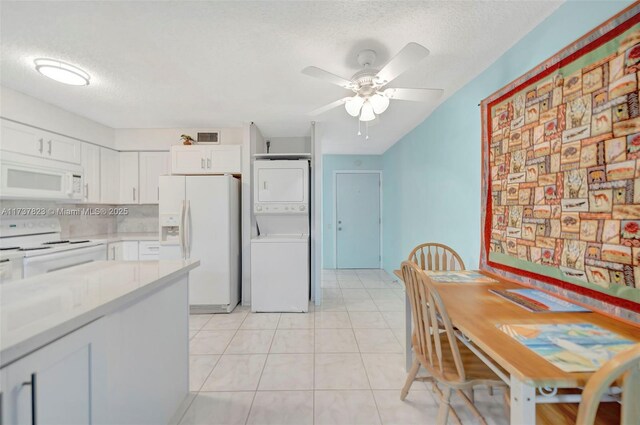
[84,183,89,199]
[21,373,37,425]
[38,139,44,154]
[111,246,115,260]
[133,187,136,201]
[157,187,160,201]
[207,158,211,169]
[201,158,205,169]
[47,140,52,156]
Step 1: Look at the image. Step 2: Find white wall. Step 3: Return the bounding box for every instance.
[114,128,243,151]
[0,86,115,148]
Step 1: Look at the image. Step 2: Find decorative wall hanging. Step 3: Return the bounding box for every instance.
[480,3,640,315]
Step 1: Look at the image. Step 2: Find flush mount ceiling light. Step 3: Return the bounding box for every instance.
[34,58,90,86]
[303,43,444,140]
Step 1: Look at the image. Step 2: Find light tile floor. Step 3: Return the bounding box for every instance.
[176,269,508,425]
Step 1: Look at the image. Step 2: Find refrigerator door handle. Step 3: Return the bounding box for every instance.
[179,200,186,259]
[185,200,192,259]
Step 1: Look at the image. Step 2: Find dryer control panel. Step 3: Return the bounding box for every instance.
[254,203,307,214]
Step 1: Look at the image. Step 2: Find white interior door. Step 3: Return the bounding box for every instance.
[336,172,381,269]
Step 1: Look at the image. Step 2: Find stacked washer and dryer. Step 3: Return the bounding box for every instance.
[251,160,310,312]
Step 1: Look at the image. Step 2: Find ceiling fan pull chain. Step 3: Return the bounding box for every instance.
[357,119,362,136]
[366,122,369,140]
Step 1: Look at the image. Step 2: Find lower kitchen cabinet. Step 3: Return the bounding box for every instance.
[107,241,139,261]
[0,272,189,425]
[1,319,104,425]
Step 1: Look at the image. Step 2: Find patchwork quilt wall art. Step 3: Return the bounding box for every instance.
[480,4,640,315]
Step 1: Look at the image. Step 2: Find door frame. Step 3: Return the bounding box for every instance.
[333,170,383,269]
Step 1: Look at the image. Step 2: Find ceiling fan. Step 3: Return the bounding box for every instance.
[302,42,443,136]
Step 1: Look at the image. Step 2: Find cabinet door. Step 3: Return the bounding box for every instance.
[44,133,81,164]
[0,119,43,158]
[171,146,206,174]
[1,319,103,425]
[100,148,120,204]
[81,143,101,203]
[206,145,242,173]
[119,152,140,204]
[139,152,170,204]
[122,241,139,261]
[107,242,123,260]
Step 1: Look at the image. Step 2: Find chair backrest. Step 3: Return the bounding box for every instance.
[408,243,465,271]
[401,260,466,382]
[576,344,640,425]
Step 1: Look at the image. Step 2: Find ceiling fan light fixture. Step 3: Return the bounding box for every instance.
[359,101,376,122]
[34,58,90,86]
[345,95,364,117]
[370,93,390,114]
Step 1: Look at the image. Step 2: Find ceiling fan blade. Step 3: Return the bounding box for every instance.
[308,97,350,116]
[375,42,430,85]
[384,87,443,102]
[302,66,353,89]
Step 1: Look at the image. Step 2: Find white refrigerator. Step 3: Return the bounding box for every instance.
[159,175,240,313]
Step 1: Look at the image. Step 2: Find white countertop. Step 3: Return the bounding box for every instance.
[89,232,159,243]
[0,259,199,368]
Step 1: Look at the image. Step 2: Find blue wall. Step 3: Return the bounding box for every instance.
[323,154,383,268]
[382,0,633,275]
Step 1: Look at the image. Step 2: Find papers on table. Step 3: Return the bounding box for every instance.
[424,270,497,284]
[498,323,636,372]
[490,289,590,313]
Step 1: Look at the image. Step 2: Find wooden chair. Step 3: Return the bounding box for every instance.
[399,260,507,425]
[408,242,465,271]
[575,344,640,425]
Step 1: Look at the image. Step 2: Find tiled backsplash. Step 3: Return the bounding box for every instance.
[0,200,157,238]
[116,204,158,233]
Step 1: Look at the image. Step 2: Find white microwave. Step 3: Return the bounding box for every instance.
[0,151,83,201]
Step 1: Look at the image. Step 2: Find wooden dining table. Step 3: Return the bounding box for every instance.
[393,268,640,425]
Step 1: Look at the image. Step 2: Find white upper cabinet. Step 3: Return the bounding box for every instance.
[0,119,41,156]
[119,152,139,204]
[100,148,120,204]
[0,119,81,164]
[46,133,81,163]
[171,145,209,174]
[171,145,241,175]
[81,143,101,203]
[139,152,170,204]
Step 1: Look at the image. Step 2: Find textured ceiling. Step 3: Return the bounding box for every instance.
[0,1,563,154]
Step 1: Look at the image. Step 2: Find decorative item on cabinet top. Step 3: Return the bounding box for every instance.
[180,134,195,145]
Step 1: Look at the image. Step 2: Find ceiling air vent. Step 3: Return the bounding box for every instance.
[197,132,220,144]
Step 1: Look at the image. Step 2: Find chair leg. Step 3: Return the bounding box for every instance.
[466,389,475,404]
[400,357,420,400]
[437,388,453,425]
[456,389,487,425]
[502,390,510,420]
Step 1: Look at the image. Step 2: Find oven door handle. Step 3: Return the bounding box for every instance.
[47,259,95,273]
[22,245,106,273]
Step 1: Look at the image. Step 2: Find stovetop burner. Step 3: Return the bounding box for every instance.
[43,240,70,245]
[19,246,53,251]
[69,240,90,244]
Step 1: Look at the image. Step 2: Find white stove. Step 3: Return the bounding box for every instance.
[0,218,106,281]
